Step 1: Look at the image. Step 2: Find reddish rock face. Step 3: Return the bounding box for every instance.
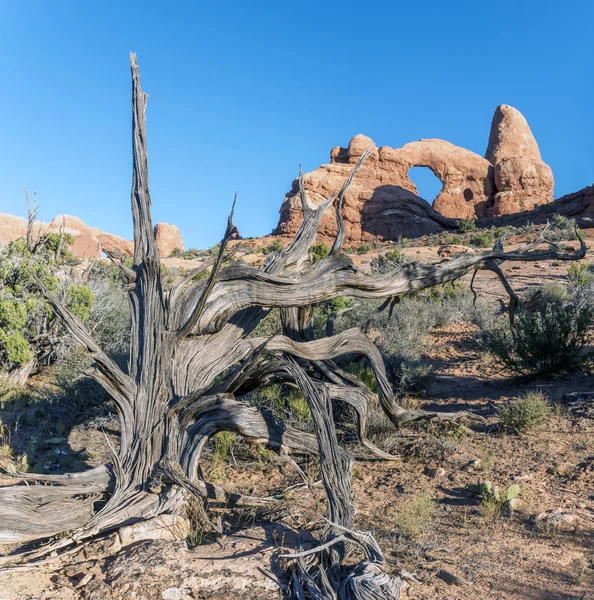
[154,223,184,258]
[0,214,184,260]
[0,213,133,258]
[486,105,554,216]
[275,105,555,242]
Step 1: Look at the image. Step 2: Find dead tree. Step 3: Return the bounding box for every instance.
[0,55,586,596]
[24,187,38,251]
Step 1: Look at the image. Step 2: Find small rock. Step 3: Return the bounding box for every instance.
[424,466,446,478]
[162,588,193,600]
[529,509,579,533]
[437,245,475,258]
[77,573,94,588]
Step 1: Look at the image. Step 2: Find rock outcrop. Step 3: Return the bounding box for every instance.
[154,222,184,257]
[0,213,134,258]
[275,105,555,243]
[482,184,594,229]
[0,213,185,260]
[486,105,554,216]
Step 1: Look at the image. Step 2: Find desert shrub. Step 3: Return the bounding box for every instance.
[357,244,372,254]
[459,218,477,233]
[0,236,95,368]
[170,247,203,260]
[395,360,434,394]
[349,365,378,393]
[370,248,409,273]
[546,215,581,242]
[480,287,594,376]
[249,384,312,430]
[409,434,458,463]
[469,231,494,248]
[497,391,551,433]
[395,491,435,539]
[85,277,130,358]
[446,235,463,246]
[567,261,594,286]
[493,226,514,239]
[65,284,94,321]
[212,431,238,460]
[336,289,481,393]
[260,239,283,255]
[309,243,329,264]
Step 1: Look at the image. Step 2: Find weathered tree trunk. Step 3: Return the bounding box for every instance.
[0,54,586,597]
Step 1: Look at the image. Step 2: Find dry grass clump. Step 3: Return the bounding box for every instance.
[395,490,435,539]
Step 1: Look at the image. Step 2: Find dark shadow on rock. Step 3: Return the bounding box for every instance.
[360,185,458,241]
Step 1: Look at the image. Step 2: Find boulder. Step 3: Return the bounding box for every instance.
[154,222,184,257]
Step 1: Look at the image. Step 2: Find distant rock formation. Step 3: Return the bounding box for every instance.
[0,213,184,259]
[274,104,555,242]
[154,223,184,258]
[486,105,554,216]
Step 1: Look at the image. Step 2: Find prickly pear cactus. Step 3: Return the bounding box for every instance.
[504,484,520,501]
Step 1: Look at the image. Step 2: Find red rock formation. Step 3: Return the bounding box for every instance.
[0,213,133,258]
[154,223,184,258]
[486,105,553,216]
[0,213,185,259]
[275,105,555,242]
[275,134,458,243]
[482,184,594,229]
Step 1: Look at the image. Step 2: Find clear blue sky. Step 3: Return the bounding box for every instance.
[1,1,592,248]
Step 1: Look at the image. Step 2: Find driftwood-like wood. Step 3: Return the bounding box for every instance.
[0,54,587,596]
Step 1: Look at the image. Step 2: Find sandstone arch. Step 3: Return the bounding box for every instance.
[275,105,555,243]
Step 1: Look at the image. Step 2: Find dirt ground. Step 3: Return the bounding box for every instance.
[1,233,594,599]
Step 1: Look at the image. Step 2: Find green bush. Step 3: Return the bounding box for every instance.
[480,289,594,376]
[212,431,238,460]
[370,248,409,273]
[310,243,329,263]
[394,360,434,394]
[497,391,551,433]
[357,244,372,254]
[66,284,94,321]
[469,231,494,248]
[567,261,594,286]
[459,218,477,233]
[446,235,463,246]
[170,247,203,260]
[261,239,283,255]
[0,330,32,365]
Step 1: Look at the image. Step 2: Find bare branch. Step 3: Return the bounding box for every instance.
[36,276,135,419]
[330,147,373,258]
[176,195,238,337]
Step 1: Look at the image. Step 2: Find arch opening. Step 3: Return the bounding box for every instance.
[408,166,443,205]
